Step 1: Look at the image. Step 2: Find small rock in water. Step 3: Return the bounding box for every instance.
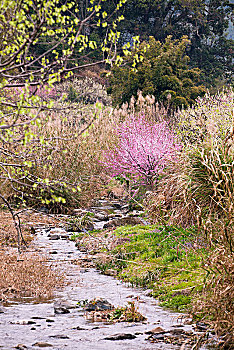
[15,345,28,349]
[84,298,113,311]
[32,342,53,347]
[54,303,70,314]
[27,320,36,325]
[49,335,69,339]
[112,202,122,209]
[94,213,109,221]
[54,300,76,314]
[11,320,35,325]
[149,333,166,341]
[145,327,166,335]
[46,319,54,323]
[0,307,5,313]
[49,234,60,240]
[73,326,87,330]
[104,333,137,340]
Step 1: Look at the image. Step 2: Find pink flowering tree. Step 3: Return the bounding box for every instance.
[103,115,181,188]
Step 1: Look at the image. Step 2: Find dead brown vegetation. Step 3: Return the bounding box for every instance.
[0,249,64,301]
[0,210,65,300]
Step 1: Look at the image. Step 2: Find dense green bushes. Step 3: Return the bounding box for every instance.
[108,36,206,108]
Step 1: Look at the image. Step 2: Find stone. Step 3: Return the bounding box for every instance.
[94,213,109,221]
[111,202,122,209]
[32,342,53,347]
[49,234,60,240]
[170,329,186,335]
[46,319,54,323]
[103,216,144,229]
[54,301,71,314]
[103,269,117,276]
[27,320,36,325]
[60,234,70,239]
[15,345,27,349]
[0,307,5,313]
[145,327,166,335]
[104,333,136,340]
[72,209,87,216]
[49,335,69,339]
[84,298,113,311]
[84,222,94,231]
[149,333,166,341]
[73,326,86,330]
[13,320,36,325]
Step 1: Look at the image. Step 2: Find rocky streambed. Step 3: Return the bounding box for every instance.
[0,200,214,350]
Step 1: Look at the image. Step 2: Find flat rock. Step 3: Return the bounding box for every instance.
[145,326,166,335]
[49,335,69,339]
[73,326,87,330]
[93,213,109,221]
[15,345,28,349]
[104,333,137,340]
[54,301,72,314]
[111,202,122,209]
[73,209,87,216]
[49,234,60,240]
[32,342,53,347]
[11,320,36,325]
[84,298,113,311]
[103,217,144,229]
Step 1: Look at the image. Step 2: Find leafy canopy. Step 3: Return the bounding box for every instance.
[117,0,233,86]
[108,36,206,108]
[0,0,127,214]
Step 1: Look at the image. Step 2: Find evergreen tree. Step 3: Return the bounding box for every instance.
[108,36,206,108]
[118,0,233,85]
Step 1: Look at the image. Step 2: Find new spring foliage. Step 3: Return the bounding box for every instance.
[103,115,181,185]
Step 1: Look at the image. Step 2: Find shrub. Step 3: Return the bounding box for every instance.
[147,89,234,226]
[147,88,234,347]
[108,36,206,108]
[57,77,111,106]
[176,88,233,143]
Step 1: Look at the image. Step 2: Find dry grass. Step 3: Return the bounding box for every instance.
[146,93,234,347]
[193,241,234,348]
[146,157,196,227]
[0,210,65,301]
[0,249,64,301]
[0,209,64,246]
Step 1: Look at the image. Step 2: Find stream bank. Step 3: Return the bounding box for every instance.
[0,200,214,349]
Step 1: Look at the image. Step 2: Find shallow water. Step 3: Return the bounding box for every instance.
[0,221,209,350]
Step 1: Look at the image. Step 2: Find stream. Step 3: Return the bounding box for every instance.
[0,200,211,350]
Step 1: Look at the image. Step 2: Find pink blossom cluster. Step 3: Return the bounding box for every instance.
[103,115,181,186]
[5,86,56,101]
[29,86,57,100]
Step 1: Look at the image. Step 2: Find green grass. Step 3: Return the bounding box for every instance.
[97,224,207,312]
